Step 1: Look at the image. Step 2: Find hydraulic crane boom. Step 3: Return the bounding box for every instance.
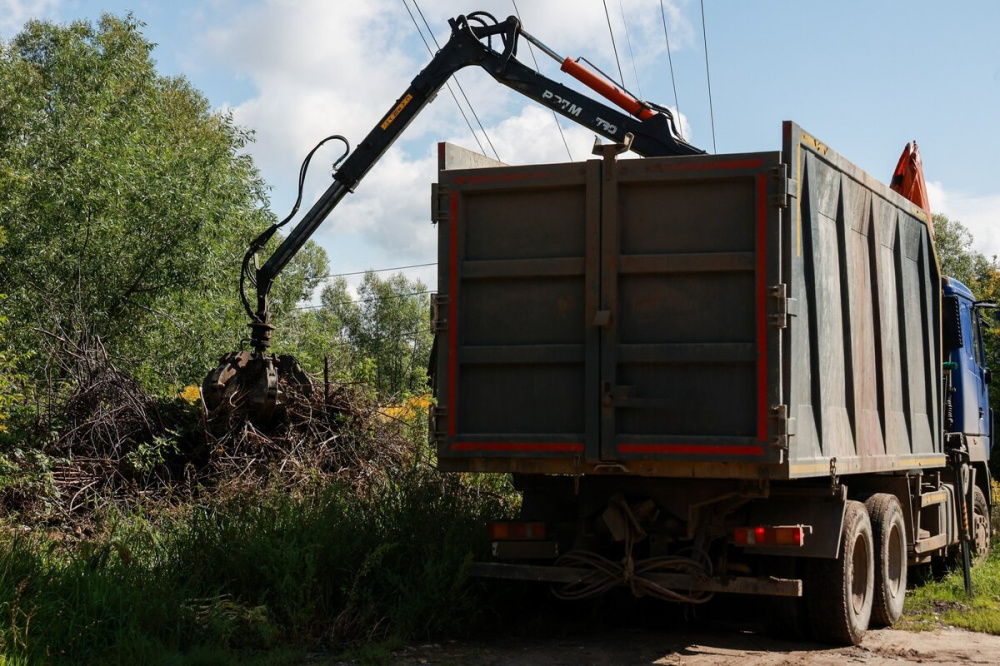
[205,11,702,420]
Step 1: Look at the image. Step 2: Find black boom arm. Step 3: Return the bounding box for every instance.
[246,12,701,352]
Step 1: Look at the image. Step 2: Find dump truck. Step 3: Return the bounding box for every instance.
[201,9,994,649]
[430,123,994,645]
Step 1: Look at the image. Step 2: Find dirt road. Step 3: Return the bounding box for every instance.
[388,627,1000,665]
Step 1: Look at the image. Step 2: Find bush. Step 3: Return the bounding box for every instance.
[0,469,516,664]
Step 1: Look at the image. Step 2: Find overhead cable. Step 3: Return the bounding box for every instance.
[411,0,502,162]
[601,0,626,87]
[400,0,488,156]
[313,262,437,281]
[294,289,434,311]
[700,0,717,152]
[511,0,573,161]
[658,0,682,133]
[618,0,642,98]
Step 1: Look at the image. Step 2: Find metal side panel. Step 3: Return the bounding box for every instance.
[782,122,944,479]
[435,160,601,462]
[600,153,786,466]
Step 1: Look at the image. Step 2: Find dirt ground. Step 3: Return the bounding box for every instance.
[384,626,1000,665]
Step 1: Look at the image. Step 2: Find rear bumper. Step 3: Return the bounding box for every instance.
[471,561,802,598]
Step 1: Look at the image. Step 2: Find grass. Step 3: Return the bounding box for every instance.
[902,480,1000,634]
[902,544,1000,634]
[0,468,517,665]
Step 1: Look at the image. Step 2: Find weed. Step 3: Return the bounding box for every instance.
[0,469,516,664]
[903,539,1000,634]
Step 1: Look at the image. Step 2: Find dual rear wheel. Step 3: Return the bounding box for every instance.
[806,494,907,646]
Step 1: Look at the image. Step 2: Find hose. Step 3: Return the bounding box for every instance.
[551,504,714,604]
[239,135,351,323]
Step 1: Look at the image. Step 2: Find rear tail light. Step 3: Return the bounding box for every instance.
[734,525,805,547]
[488,521,547,540]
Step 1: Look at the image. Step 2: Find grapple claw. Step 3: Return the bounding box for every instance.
[202,351,313,428]
[202,351,252,411]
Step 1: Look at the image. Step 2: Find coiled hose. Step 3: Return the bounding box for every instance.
[551,502,714,604]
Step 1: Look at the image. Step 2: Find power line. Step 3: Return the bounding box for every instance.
[700,0,717,153]
[294,289,434,311]
[312,262,437,282]
[511,0,573,161]
[658,0,682,132]
[400,0,488,157]
[313,326,432,349]
[618,0,642,98]
[601,0,625,87]
[411,0,502,162]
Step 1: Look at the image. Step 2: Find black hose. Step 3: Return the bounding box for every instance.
[239,135,351,322]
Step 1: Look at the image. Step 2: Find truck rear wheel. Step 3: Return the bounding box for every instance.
[972,485,991,559]
[865,494,907,627]
[806,500,873,645]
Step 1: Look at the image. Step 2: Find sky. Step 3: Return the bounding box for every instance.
[3,0,1000,296]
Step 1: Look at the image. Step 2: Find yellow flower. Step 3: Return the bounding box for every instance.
[179,385,201,404]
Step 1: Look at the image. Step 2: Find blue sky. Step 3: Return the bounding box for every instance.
[3,0,999,295]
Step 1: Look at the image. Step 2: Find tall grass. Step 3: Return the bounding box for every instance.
[0,469,516,664]
[902,480,1000,634]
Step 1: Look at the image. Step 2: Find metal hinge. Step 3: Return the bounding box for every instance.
[771,404,795,450]
[431,183,450,224]
[431,294,449,334]
[429,405,447,444]
[769,283,798,328]
[769,164,797,209]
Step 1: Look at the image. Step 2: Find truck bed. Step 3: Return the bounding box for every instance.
[431,122,942,479]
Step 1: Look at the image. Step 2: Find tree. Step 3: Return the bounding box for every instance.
[934,214,998,293]
[320,272,432,399]
[0,15,326,394]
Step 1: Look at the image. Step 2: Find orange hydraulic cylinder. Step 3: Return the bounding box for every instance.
[559,57,655,120]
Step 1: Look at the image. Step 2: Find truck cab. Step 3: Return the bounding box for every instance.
[943,276,994,464]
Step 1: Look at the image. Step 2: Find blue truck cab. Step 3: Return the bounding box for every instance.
[943,276,994,464]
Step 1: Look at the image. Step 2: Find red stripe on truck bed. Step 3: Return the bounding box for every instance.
[618,443,765,456]
[756,174,768,442]
[637,158,764,174]
[450,442,585,453]
[447,190,459,436]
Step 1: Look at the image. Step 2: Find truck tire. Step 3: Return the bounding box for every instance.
[972,485,991,559]
[806,500,874,646]
[864,494,907,627]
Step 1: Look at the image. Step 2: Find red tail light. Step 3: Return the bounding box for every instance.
[734,525,805,547]
[488,521,547,540]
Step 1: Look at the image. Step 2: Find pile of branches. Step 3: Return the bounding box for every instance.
[15,336,420,524]
[49,354,175,512]
[201,374,415,493]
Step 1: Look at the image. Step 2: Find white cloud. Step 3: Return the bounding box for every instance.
[0,0,60,35]
[928,180,1000,259]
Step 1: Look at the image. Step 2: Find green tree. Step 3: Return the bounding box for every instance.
[934,214,998,292]
[0,15,326,395]
[320,272,432,399]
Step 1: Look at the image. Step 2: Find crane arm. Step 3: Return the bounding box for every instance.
[244,12,701,353]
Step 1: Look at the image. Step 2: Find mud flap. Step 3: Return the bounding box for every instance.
[746,491,847,559]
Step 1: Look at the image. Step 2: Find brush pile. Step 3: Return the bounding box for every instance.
[201,373,415,492]
[14,343,421,524]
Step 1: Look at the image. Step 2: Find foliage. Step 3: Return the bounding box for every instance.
[0,470,516,664]
[0,14,327,403]
[320,272,433,399]
[903,534,1000,634]
[935,214,1000,297]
